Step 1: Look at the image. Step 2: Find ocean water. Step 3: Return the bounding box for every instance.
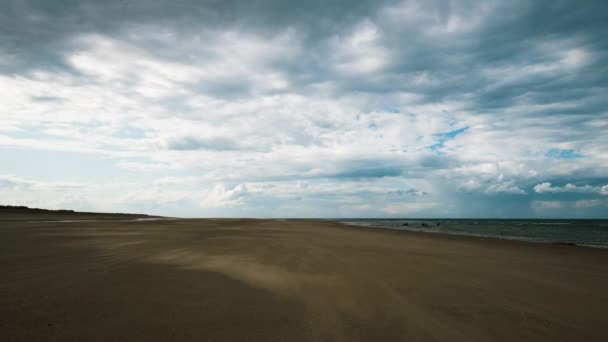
[335,219,608,248]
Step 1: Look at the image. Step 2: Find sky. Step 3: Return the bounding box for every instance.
[0,0,607,218]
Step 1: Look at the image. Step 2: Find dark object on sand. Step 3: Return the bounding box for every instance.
[554,242,577,246]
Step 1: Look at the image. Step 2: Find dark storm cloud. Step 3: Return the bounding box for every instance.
[0,0,389,73]
[3,0,607,107]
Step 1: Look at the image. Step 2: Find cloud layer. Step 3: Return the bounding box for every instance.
[1,0,607,217]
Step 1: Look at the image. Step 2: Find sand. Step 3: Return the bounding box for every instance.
[1,217,607,341]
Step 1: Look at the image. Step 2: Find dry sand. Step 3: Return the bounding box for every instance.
[1,217,607,341]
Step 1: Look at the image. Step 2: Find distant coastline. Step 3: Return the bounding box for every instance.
[0,205,160,222]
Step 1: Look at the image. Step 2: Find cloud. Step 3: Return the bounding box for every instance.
[200,183,251,208]
[382,202,436,215]
[115,161,182,172]
[531,200,566,211]
[533,182,607,195]
[166,136,241,151]
[574,199,606,208]
[486,183,526,195]
[532,199,607,212]
[0,174,89,192]
[0,174,100,211]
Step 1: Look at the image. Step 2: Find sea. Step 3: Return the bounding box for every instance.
[335,219,608,248]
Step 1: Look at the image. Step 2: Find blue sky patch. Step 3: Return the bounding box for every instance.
[545,149,583,159]
[427,126,469,154]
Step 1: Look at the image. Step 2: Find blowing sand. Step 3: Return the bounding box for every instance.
[1,218,607,341]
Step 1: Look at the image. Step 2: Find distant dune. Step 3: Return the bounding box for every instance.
[0,205,158,222]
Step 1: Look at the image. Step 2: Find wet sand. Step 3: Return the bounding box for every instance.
[1,217,607,341]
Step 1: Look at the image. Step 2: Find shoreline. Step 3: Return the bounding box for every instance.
[335,219,608,250]
[5,214,607,249]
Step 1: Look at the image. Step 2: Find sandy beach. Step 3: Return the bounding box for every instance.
[1,217,607,341]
